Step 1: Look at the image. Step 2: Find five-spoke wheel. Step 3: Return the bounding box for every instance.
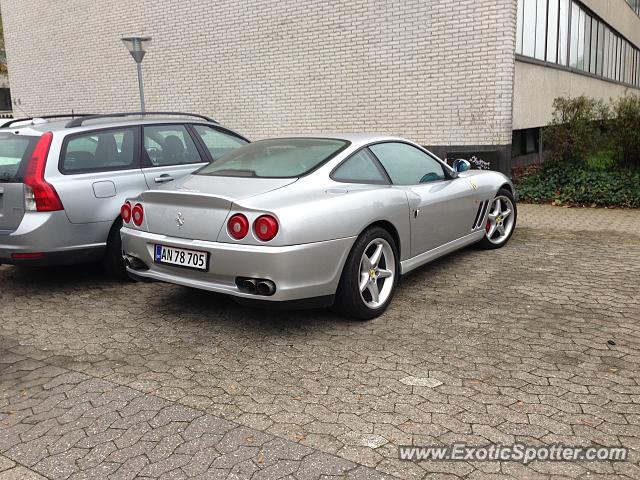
[335,227,398,320]
[359,238,396,309]
[478,188,517,250]
[485,195,515,245]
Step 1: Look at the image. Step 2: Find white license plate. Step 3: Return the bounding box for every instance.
[154,244,208,271]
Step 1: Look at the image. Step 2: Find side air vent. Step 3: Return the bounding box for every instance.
[472,200,489,230]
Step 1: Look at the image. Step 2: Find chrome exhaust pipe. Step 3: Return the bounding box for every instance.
[256,280,276,296]
[240,278,258,294]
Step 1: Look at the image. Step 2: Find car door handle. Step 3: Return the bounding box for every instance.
[154,174,174,183]
[0,187,4,195]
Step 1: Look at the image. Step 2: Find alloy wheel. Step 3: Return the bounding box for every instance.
[358,238,395,309]
[485,195,515,245]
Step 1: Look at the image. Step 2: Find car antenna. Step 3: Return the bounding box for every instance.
[12,100,31,119]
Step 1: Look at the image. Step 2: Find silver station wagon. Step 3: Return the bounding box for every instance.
[0,112,248,276]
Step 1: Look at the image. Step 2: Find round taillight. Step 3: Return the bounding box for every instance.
[254,215,279,241]
[120,202,132,223]
[132,203,144,226]
[228,214,249,239]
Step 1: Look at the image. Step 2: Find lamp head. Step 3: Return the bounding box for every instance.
[121,36,151,63]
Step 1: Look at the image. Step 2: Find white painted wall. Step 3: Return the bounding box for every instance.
[513,60,639,130]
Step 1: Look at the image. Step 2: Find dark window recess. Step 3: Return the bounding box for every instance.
[512,128,540,157]
[0,88,11,111]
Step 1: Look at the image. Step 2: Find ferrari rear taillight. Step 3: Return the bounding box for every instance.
[121,202,132,223]
[23,131,64,212]
[132,203,144,226]
[254,215,279,241]
[228,214,249,239]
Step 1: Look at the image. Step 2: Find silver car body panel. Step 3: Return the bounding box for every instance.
[122,226,355,301]
[0,210,111,256]
[0,116,248,265]
[122,134,514,302]
[0,183,26,231]
[52,167,150,224]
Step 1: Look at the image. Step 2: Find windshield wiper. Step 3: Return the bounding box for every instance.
[210,169,258,177]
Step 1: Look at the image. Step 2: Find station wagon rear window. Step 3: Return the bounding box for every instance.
[196,138,349,178]
[0,133,39,182]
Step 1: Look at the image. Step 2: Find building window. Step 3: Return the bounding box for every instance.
[534,0,547,60]
[546,0,559,63]
[589,17,597,74]
[512,128,540,157]
[521,0,537,57]
[516,0,640,88]
[0,89,10,111]
[558,0,569,65]
[568,4,579,68]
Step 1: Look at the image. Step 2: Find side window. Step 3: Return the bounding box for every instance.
[332,149,388,184]
[369,142,446,185]
[61,128,136,173]
[192,125,248,161]
[143,125,203,167]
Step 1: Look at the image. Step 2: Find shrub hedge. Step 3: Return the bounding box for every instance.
[515,95,640,208]
[515,163,640,208]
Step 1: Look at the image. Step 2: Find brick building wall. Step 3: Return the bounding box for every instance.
[0,0,518,170]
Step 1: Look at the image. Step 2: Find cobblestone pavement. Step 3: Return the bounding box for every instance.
[1,204,639,480]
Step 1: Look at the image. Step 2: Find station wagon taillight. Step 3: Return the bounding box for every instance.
[120,202,132,223]
[132,203,144,226]
[228,214,249,239]
[254,215,279,241]
[23,131,64,212]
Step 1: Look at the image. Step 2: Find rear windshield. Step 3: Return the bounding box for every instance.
[195,138,349,178]
[0,133,39,182]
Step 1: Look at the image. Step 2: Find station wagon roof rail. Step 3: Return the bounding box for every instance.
[65,111,219,128]
[1,113,94,128]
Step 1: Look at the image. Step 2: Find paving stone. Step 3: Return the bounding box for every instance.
[0,457,15,473]
[0,465,48,479]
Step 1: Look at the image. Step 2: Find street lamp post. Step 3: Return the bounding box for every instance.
[121,36,152,112]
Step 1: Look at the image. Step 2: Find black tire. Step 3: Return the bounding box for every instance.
[334,226,399,320]
[102,218,128,279]
[477,187,517,250]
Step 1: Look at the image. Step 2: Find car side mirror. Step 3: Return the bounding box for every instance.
[452,158,471,173]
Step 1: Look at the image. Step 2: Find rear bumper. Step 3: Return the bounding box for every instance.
[121,226,356,302]
[0,211,110,266]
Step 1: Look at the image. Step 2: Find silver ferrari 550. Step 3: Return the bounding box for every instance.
[121,134,516,319]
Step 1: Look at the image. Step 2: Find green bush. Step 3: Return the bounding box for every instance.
[585,149,616,170]
[515,163,640,208]
[543,96,609,164]
[519,94,640,208]
[610,94,640,168]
